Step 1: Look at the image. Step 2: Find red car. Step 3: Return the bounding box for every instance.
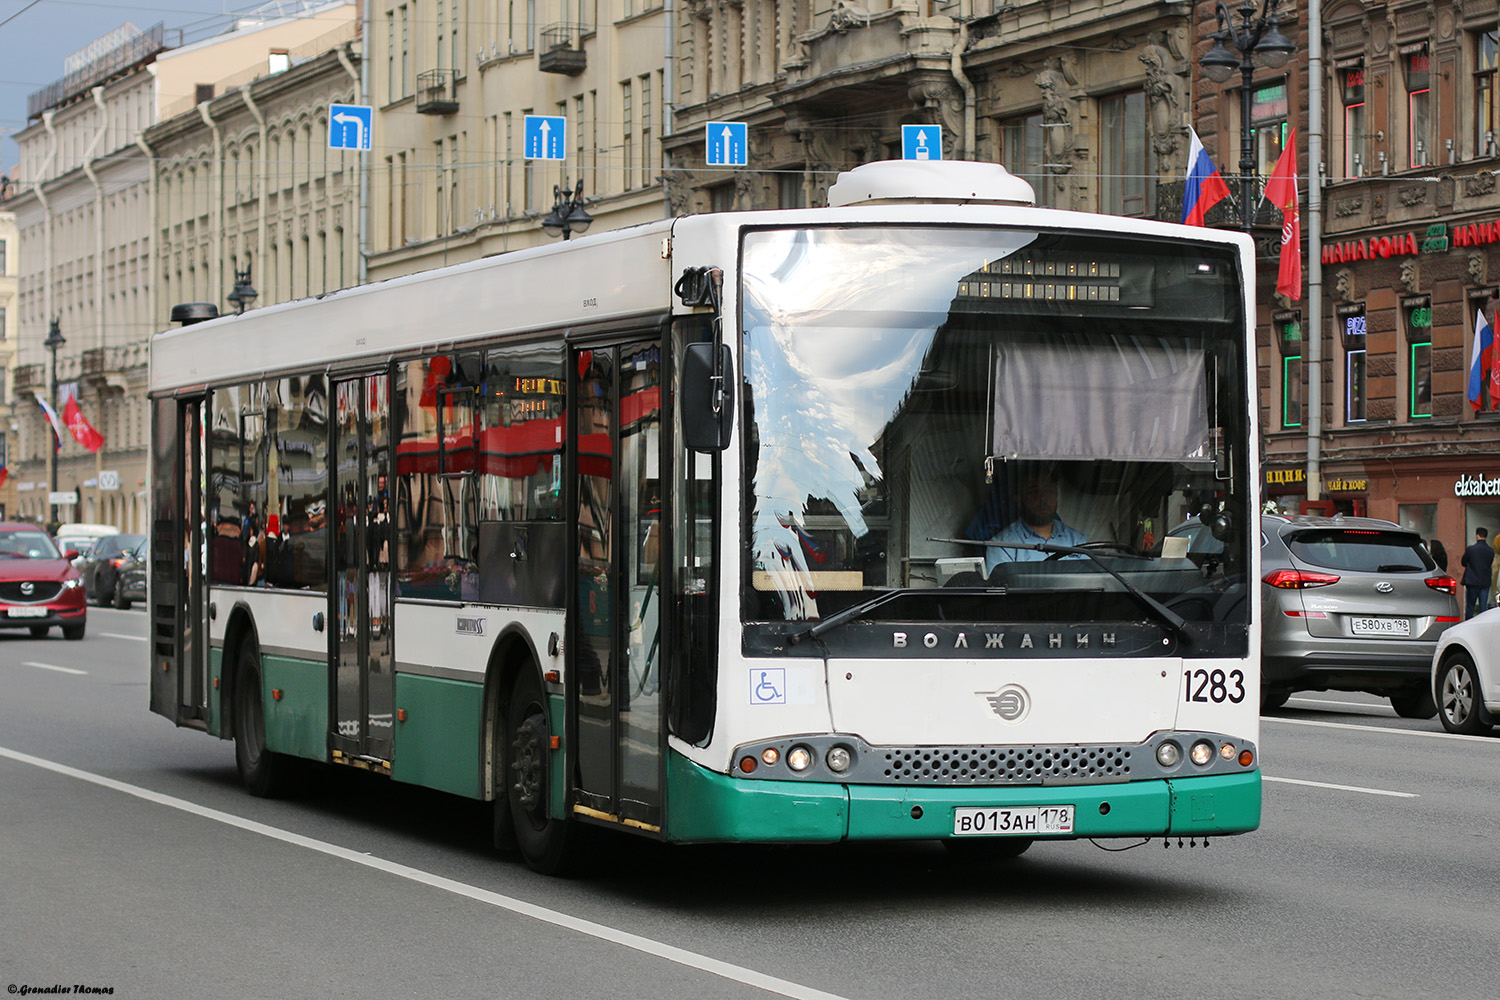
[0,522,87,640]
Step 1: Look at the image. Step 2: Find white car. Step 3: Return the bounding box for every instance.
[1430,610,1500,735]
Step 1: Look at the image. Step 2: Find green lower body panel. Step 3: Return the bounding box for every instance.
[209,647,225,738]
[1166,772,1263,834]
[261,654,329,762]
[391,674,484,799]
[665,751,1261,844]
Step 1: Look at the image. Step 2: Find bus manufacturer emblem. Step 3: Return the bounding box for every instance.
[980,684,1030,723]
[456,617,485,636]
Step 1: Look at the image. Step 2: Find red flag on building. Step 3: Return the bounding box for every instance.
[62,394,105,453]
[1263,128,1302,301]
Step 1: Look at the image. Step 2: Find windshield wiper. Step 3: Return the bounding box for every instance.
[787,587,994,645]
[930,536,1190,641]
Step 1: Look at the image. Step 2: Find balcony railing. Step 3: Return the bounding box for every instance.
[416,69,459,115]
[12,364,43,393]
[539,23,588,75]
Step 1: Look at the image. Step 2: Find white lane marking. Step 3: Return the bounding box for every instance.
[1286,696,1393,712]
[21,661,87,675]
[0,745,853,1000]
[1263,776,1417,799]
[100,633,148,642]
[1264,715,1500,744]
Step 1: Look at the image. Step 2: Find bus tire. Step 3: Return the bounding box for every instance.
[942,837,1034,861]
[234,634,292,797]
[507,669,578,875]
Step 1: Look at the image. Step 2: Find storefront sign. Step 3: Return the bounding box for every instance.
[1265,468,1367,492]
[1454,472,1500,496]
[1452,221,1500,248]
[1320,232,1423,264]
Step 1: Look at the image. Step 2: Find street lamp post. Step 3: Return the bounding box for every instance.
[1199,0,1297,232]
[228,266,259,314]
[541,179,593,241]
[43,317,65,527]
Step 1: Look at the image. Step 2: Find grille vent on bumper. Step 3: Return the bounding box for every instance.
[881,746,1132,784]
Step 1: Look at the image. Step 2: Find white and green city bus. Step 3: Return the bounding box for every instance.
[148,160,1261,872]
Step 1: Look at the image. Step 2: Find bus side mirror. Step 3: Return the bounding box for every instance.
[681,342,733,452]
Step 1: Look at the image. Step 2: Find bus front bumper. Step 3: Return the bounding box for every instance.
[665,751,1260,844]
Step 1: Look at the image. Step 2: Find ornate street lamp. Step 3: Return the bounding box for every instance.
[228,266,259,314]
[1200,0,1297,232]
[43,317,66,526]
[541,178,593,240]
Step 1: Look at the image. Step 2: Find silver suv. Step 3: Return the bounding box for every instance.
[1259,514,1459,717]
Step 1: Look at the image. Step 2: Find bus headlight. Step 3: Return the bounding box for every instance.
[825,746,852,773]
[1219,742,1236,760]
[787,746,813,772]
[760,747,780,766]
[1156,741,1182,767]
[1190,741,1214,766]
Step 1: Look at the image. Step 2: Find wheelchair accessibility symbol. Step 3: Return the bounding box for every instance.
[750,668,786,705]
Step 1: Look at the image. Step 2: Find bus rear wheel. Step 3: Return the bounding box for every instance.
[507,670,578,875]
[234,635,291,797]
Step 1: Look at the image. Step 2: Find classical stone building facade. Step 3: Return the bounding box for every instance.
[664,1,1195,219]
[0,210,16,518]
[1,4,358,530]
[1193,0,1500,554]
[363,0,671,279]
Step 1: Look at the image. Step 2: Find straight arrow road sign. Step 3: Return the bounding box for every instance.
[525,115,567,161]
[706,121,748,167]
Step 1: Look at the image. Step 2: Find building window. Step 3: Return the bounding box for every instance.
[1000,113,1048,207]
[1275,310,1304,429]
[1342,66,1366,177]
[1099,91,1154,217]
[1404,295,1433,419]
[0,306,6,341]
[1478,30,1498,157]
[1251,81,1289,183]
[709,184,734,213]
[1406,47,1431,167]
[621,79,633,191]
[778,169,805,209]
[1340,305,1368,423]
[387,11,396,103]
[0,237,6,272]
[639,74,652,189]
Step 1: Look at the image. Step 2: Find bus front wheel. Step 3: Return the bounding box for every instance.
[234,635,291,797]
[507,669,578,875]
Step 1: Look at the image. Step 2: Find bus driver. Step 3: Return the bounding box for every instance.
[983,464,1087,576]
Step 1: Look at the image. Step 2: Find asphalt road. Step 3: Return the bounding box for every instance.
[3,610,1498,1000]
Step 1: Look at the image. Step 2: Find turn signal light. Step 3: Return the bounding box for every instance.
[1238,749,1255,767]
[738,756,757,773]
[1264,568,1340,589]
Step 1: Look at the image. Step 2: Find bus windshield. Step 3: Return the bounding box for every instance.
[740,225,1251,633]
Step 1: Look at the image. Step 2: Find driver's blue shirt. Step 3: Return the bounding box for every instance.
[984,517,1088,576]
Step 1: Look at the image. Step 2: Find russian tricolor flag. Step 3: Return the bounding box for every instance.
[1181,127,1231,227]
[1469,308,1494,411]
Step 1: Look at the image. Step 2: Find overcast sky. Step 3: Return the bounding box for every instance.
[0,1,283,175]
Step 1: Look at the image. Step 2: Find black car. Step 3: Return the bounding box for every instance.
[78,533,146,606]
[113,537,148,609]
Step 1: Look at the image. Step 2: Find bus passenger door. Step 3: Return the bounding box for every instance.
[150,395,211,728]
[330,375,395,765]
[572,341,665,831]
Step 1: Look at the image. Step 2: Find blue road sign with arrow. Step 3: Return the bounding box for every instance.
[328,104,372,151]
[524,115,567,161]
[902,124,942,161]
[706,121,748,167]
